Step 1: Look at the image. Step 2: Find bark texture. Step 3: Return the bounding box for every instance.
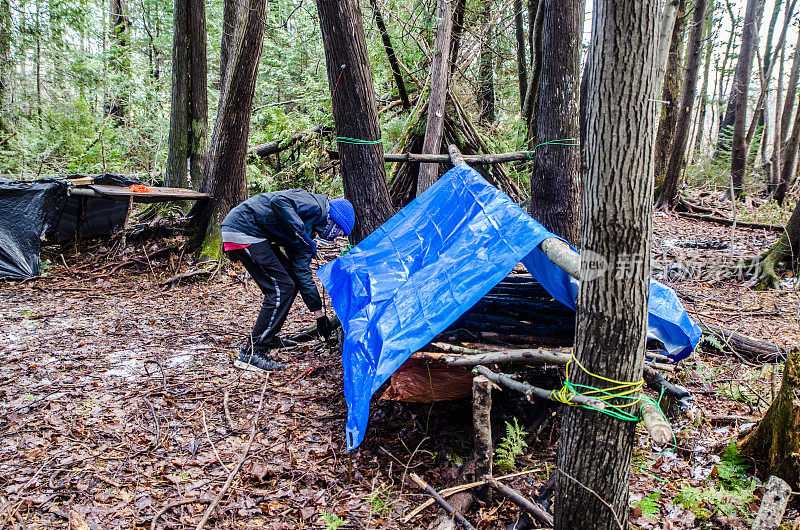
[529,0,583,246]
[417,0,454,194]
[188,0,208,190]
[554,1,658,528]
[653,0,686,180]
[693,1,715,154]
[370,0,409,109]
[317,0,394,243]
[477,1,495,123]
[513,0,527,110]
[656,0,708,209]
[739,348,800,488]
[193,0,265,260]
[730,0,760,197]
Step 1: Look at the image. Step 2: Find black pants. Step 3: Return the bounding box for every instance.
[228,241,298,348]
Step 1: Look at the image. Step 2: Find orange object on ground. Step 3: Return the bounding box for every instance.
[380,357,474,402]
[129,184,153,193]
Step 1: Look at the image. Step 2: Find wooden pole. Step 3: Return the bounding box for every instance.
[326,149,537,164]
[410,473,477,530]
[417,0,454,195]
[472,375,493,502]
[486,477,553,527]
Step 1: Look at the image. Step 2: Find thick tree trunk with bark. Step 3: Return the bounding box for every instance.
[477,2,495,123]
[166,0,189,188]
[694,1,715,154]
[370,0,409,109]
[776,93,800,203]
[529,0,583,246]
[730,0,760,197]
[653,0,686,179]
[753,198,800,287]
[219,0,235,89]
[780,31,800,147]
[417,0,454,194]
[554,0,658,528]
[166,0,208,190]
[188,0,208,190]
[739,348,800,488]
[193,0,266,260]
[0,0,11,133]
[108,0,130,122]
[655,0,680,95]
[317,0,394,243]
[656,0,708,209]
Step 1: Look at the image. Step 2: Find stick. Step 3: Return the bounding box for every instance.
[448,144,465,166]
[638,400,674,445]
[409,474,476,530]
[675,212,784,232]
[159,269,212,286]
[151,499,212,530]
[472,365,606,410]
[194,375,270,530]
[201,409,231,472]
[326,149,539,164]
[486,477,553,527]
[751,476,791,530]
[403,469,542,523]
[472,376,492,502]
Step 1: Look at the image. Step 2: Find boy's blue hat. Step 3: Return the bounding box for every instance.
[328,198,355,236]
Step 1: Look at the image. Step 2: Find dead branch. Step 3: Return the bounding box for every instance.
[751,476,791,529]
[410,473,476,530]
[150,499,212,530]
[486,477,553,527]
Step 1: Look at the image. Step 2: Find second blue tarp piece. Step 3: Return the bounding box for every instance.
[316,164,552,450]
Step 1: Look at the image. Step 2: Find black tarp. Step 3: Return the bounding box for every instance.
[49,174,134,242]
[0,179,68,279]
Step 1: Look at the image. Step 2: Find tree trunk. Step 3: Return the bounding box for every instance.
[317,0,394,243]
[770,37,787,192]
[522,0,544,141]
[529,0,583,246]
[192,0,266,261]
[165,0,190,188]
[0,0,10,133]
[730,0,760,197]
[370,0,409,109]
[108,0,130,122]
[739,348,800,488]
[449,0,466,73]
[693,0,715,154]
[513,0,527,111]
[717,0,759,162]
[417,0,454,195]
[477,1,495,123]
[753,195,800,286]
[780,30,800,147]
[219,0,235,89]
[776,89,800,203]
[656,0,708,210]
[654,0,680,95]
[188,0,208,190]
[554,1,658,529]
[653,0,686,180]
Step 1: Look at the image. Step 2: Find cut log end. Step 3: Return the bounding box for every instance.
[640,401,674,445]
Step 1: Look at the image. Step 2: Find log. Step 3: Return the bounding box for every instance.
[287,315,341,343]
[639,400,674,445]
[751,476,791,529]
[675,212,784,232]
[700,323,784,363]
[327,149,539,164]
[486,477,553,528]
[540,237,580,279]
[472,365,606,410]
[448,144,465,167]
[472,376,493,502]
[247,126,331,158]
[410,473,476,530]
[417,0,454,194]
[431,342,571,366]
[643,365,693,413]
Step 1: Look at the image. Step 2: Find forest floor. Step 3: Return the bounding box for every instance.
[1,200,798,529]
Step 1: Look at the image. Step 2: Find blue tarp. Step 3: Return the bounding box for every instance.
[317,164,701,450]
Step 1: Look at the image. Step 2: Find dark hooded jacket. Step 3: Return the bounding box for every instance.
[221,190,329,311]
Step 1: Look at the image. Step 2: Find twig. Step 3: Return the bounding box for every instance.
[222,388,239,431]
[194,374,270,530]
[486,477,553,527]
[160,269,211,286]
[409,474,476,530]
[556,467,623,530]
[201,409,231,473]
[150,499,212,530]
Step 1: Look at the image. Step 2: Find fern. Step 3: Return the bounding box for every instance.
[717,440,750,487]
[633,492,661,517]
[318,510,348,530]
[495,418,528,472]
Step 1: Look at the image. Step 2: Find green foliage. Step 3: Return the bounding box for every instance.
[633,492,661,517]
[365,485,392,514]
[675,481,757,520]
[495,417,528,473]
[718,441,751,487]
[318,510,348,530]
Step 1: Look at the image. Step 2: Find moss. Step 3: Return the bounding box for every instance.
[199,220,223,263]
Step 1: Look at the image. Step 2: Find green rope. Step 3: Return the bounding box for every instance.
[526,138,580,159]
[337,137,383,145]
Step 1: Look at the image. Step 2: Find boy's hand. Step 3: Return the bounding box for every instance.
[316,316,333,341]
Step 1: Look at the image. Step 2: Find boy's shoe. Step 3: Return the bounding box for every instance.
[234,347,285,373]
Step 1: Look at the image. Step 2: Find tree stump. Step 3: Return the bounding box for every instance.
[738,348,800,487]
